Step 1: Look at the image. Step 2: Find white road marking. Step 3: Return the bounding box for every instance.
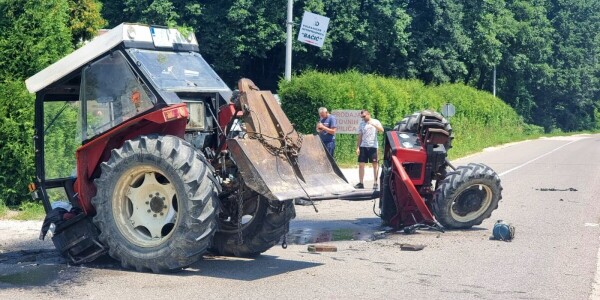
[592,235,600,300]
[498,139,584,177]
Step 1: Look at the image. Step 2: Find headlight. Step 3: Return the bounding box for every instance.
[186,102,205,130]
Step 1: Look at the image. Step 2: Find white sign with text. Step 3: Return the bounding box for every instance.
[332,110,361,134]
[297,11,330,48]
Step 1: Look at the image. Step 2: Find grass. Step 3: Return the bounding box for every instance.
[0,201,45,220]
[0,203,7,218]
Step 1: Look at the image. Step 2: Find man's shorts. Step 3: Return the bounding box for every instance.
[358,147,378,163]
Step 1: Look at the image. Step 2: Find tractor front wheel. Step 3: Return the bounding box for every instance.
[432,163,502,229]
[92,135,220,272]
[212,191,295,257]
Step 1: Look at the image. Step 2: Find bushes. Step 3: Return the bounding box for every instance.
[0,80,35,205]
[279,70,535,164]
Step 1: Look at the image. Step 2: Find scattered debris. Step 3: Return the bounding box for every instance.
[373,231,387,240]
[399,244,426,251]
[307,244,337,252]
[536,187,578,192]
[490,220,515,242]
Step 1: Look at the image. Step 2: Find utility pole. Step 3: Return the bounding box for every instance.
[285,0,293,81]
[493,65,496,97]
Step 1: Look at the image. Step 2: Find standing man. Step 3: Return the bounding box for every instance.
[316,107,337,156]
[355,109,384,189]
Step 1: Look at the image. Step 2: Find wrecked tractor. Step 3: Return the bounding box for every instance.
[25,23,502,273]
[25,23,352,272]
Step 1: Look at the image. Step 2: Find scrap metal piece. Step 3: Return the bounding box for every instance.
[228,135,353,201]
[399,244,426,251]
[307,244,337,252]
[228,78,354,201]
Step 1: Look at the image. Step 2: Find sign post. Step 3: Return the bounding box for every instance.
[441,103,456,120]
[285,0,293,81]
[297,12,330,48]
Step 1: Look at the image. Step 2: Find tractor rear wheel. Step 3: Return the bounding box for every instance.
[92,135,220,272]
[212,191,295,257]
[432,163,502,229]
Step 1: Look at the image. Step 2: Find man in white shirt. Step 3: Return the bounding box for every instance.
[355,109,384,189]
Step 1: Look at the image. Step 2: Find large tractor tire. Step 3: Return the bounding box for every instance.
[212,191,295,257]
[379,160,396,226]
[432,163,502,229]
[92,135,220,273]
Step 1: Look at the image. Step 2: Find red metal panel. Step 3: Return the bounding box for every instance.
[387,132,427,185]
[218,103,236,130]
[389,155,435,226]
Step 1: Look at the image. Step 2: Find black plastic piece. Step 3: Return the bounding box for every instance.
[51,214,107,264]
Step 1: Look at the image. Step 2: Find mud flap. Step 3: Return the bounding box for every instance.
[228,135,354,200]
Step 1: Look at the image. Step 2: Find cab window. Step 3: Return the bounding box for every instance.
[80,51,155,140]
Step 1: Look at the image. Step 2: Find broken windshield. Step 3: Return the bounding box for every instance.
[127,49,229,92]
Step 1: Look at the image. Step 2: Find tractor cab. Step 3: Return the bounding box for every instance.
[26,24,231,263]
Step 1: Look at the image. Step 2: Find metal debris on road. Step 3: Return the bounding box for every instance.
[536,187,578,192]
[398,244,426,251]
[307,245,337,252]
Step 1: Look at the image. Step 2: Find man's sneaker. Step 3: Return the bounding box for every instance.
[354,183,364,189]
[373,183,379,190]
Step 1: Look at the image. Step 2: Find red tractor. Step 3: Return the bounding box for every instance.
[378,111,502,232]
[25,24,501,273]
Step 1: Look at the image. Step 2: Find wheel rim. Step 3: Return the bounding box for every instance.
[218,195,261,233]
[113,165,179,247]
[450,183,493,222]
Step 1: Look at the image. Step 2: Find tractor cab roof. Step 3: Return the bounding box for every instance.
[26,23,230,100]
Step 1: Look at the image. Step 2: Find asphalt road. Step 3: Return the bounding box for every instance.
[1,134,599,299]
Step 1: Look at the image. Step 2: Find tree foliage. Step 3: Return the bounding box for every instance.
[0,80,35,205]
[0,0,103,205]
[0,0,72,79]
[68,0,107,45]
[97,0,600,131]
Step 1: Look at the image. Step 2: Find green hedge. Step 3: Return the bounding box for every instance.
[0,80,35,206]
[279,70,543,165]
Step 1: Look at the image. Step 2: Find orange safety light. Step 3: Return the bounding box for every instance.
[163,106,189,121]
[28,182,36,192]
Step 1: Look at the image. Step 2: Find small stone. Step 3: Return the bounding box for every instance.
[399,244,426,251]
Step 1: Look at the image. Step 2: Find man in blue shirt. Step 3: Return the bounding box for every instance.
[316,107,337,156]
